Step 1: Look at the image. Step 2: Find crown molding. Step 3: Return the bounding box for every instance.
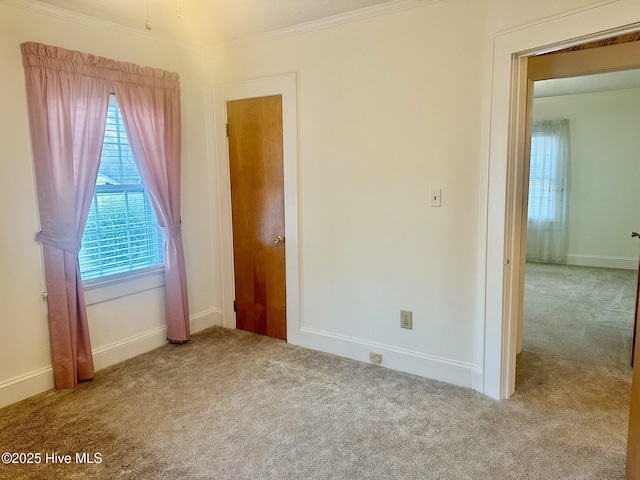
[0,0,201,51]
[216,0,443,50]
[494,0,621,39]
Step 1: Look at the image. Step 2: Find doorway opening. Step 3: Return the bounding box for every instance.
[489,34,640,400]
[519,71,640,374]
[503,31,640,478]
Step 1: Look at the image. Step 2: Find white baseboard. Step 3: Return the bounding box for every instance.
[0,307,223,409]
[92,325,168,371]
[0,366,55,410]
[190,307,223,332]
[92,307,222,370]
[471,369,484,393]
[566,254,637,270]
[299,327,481,389]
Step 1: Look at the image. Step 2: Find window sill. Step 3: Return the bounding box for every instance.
[83,266,165,307]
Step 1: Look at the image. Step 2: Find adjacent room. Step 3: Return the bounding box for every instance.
[522,71,640,371]
[1,0,640,478]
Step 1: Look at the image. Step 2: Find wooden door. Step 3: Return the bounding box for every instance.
[227,95,286,341]
[633,257,640,367]
[627,235,640,479]
[628,283,640,478]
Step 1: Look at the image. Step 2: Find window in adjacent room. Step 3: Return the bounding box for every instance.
[526,119,569,263]
[527,120,569,223]
[78,96,163,281]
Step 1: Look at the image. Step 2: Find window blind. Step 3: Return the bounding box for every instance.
[79,99,163,280]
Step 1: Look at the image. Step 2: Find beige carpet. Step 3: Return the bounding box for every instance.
[0,327,632,479]
[523,263,638,370]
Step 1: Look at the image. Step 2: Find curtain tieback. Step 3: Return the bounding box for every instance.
[35,231,81,254]
[160,222,182,241]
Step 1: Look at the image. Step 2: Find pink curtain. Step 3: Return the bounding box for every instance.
[22,41,190,389]
[21,42,111,388]
[113,73,190,342]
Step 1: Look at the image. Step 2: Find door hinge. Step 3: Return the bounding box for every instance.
[226,123,229,137]
[233,300,236,312]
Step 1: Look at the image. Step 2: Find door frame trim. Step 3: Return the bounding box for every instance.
[484,1,640,399]
[213,73,301,345]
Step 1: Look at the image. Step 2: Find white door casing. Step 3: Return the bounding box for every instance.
[484,1,640,400]
[212,74,301,346]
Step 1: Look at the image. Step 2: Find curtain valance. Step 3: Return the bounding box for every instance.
[21,42,180,91]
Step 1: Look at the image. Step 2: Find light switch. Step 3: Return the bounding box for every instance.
[429,189,441,207]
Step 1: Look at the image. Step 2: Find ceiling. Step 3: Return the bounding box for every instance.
[34,0,402,46]
[534,69,640,98]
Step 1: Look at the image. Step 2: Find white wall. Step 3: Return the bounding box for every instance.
[0,2,221,408]
[532,88,640,269]
[207,0,489,388]
[484,0,608,33]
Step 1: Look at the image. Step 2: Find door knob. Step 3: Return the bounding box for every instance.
[274,235,285,245]
[633,232,640,238]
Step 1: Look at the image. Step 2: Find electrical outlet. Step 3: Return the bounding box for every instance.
[369,352,382,364]
[400,310,413,329]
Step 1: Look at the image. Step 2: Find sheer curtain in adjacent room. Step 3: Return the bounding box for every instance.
[526,120,569,264]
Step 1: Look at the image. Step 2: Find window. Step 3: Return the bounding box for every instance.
[79,97,163,281]
[527,121,568,223]
[527,132,558,221]
[526,119,569,263]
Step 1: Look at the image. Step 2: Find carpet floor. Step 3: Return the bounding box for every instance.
[0,327,632,479]
[523,263,638,370]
